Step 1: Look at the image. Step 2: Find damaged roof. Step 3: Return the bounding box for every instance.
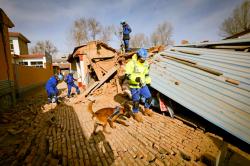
[67,40,117,63]
[150,40,250,144]
[67,44,86,62]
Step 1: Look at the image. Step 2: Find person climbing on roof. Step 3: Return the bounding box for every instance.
[65,71,80,98]
[121,21,132,52]
[45,73,64,104]
[125,48,154,122]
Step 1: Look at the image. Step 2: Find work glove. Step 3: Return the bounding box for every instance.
[51,96,58,103]
[135,77,141,83]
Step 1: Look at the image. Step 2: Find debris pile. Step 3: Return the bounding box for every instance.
[73,45,166,105]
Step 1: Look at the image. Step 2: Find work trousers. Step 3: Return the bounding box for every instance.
[46,88,59,103]
[67,83,80,97]
[123,39,130,51]
[130,85,152,113]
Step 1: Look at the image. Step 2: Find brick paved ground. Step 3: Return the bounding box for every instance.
[0,84,249,165]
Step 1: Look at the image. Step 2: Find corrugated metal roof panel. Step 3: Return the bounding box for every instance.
[175,38,250,47]
[150,47,250,144]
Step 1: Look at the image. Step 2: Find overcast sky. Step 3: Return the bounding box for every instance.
[0,0,245,57]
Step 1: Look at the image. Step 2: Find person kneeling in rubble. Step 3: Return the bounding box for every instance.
[124,48,154,122]
[45,73,64,104]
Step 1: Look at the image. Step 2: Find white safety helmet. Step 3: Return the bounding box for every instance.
[58,74,64,81]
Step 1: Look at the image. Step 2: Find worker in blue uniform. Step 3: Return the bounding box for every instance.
[121,21,132,52]
[45,74,63,104]
[65,72,80,98]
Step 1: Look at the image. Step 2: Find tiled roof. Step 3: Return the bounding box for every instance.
[14,54,45,59]
[9,32,30,43]
[68,40,117,62]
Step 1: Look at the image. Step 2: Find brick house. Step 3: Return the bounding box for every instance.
[9,32,30,55]
[14,52,52,68]
[52,58,71,75]
[9,32,52,68]
[67,41,117,88]
[0,9,16,109]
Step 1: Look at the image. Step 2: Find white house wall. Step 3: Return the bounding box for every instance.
[76,62,81,85]
[80,60,85,85]
[43,57,46,68]
[10,37,20,55]
[16,58,45,67]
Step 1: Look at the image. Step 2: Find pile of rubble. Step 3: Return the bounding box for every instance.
[72,45,165,105]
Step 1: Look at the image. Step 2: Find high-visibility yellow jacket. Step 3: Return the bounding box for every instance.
[125,54,151,88]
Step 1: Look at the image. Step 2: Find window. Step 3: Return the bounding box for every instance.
[30,61,43,68]
[10,40,14,54]
[19,62,28,66]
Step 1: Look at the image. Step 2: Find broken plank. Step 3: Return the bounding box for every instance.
[116,77,122,93]
[211,45,250,50]
[92,55,115,59]
[90,66,118,94]
[225,77,240,85]
[84,81,100,97]
[91,63,104,80]
[171,49,200,55]
[165,55,197,65]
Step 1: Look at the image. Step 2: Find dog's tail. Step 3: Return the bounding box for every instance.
[87,100,95,118]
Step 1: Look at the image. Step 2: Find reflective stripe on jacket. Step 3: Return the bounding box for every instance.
[125,54,151,88]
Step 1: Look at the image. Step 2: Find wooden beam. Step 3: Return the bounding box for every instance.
[92,55,115,59]
[91,66,118,94]
[211,45,250,49]
[171,49,200,55]
[163,55,223,76]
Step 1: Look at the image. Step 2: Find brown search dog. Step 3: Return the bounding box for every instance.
[88,100,130,134]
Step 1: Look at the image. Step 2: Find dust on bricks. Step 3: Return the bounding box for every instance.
[0,84,249,165]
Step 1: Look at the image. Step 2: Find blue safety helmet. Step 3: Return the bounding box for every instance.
[58,74,64,81]
[137,48,148,60]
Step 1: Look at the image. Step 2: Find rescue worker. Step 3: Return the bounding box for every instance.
[65,72,80,98]
[121,21,132,52]
[125,48,153,122]
[45,74,63,104]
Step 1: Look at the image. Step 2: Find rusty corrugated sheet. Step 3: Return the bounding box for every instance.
[150,45,250,144]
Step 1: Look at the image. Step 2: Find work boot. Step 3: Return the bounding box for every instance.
[144,108,153,117]
[133,113,143,122]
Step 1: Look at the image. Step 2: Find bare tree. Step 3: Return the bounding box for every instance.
[69,17,110,46]
[100,26,114,43]
[70,18,89,46]
[150,21,173,46]
[130,33,149,48]
[30,40,58,55]
[88,18,102,40]
[111,25,122,40]
[220,0,250,37]
[150,32,160,46]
